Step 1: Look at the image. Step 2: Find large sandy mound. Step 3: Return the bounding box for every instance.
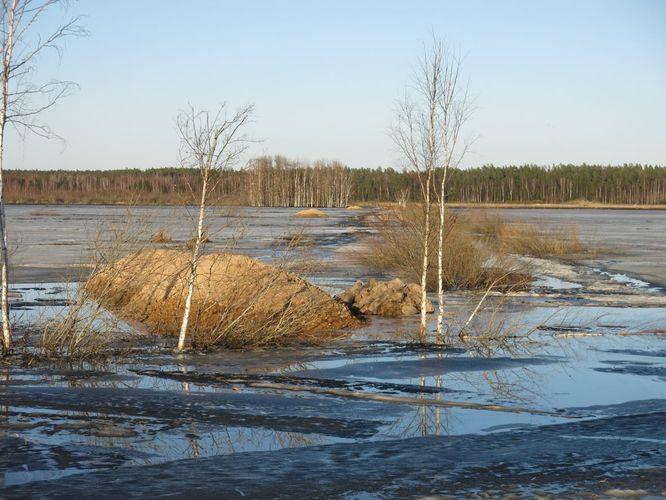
[294,208,328,218]
[86,249,359,348]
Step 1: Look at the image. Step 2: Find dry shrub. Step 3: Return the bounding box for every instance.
[150,229,173,243]
[360,206,530,292]
[85,249,359,349]
[38,290,127,360]
[33,207,159,360]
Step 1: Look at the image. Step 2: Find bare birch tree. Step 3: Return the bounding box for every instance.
[0,0,82,354]
[432,43,473,343]
[392,43,443,341]
[175,104,254,352]
[392,39,472,343]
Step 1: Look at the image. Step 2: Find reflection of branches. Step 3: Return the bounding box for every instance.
[247,379,559,416]
[452,294,556,358]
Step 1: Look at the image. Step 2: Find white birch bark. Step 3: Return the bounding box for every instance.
[419,171,432,340]
[176,172,208,351]
[0,0,16,353]
[174,105,252,352]
[0,125,11,353]
[0,0,81,354]
[435,164,448,343]
[392,39,472,344]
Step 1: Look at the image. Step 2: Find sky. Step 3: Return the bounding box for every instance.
[5,0,666,171]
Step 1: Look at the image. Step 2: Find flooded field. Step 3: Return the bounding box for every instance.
[2,205,665,497]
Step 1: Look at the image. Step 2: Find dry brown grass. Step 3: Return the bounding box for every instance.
[462,211,588,258]
[185,232,210,250]
[37,291,127,361]
[150,229,173,243]
[409,201,666,210]
[29,207,62,217]
[33,208,152,360]
[85,249,359,349]
[498,223,583,257]
[359,207,531,292]
[359,207,597,293]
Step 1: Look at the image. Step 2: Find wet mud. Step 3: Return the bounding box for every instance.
[3,400,665,497]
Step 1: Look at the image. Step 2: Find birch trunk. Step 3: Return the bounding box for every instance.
[176,172,208,352]
[419,171,432,341]
[0,124,10,353]
[435,163,449,344]
[0,1,15,353]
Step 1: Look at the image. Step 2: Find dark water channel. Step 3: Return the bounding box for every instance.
[1,206,665,497]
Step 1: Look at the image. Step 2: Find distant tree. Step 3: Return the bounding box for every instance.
[2,163,665,207]
[0,0,83,354]
[175,104,254,352]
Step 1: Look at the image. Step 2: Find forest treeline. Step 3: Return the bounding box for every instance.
[5,157,666,206]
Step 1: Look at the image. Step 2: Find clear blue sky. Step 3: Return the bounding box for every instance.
[6,0,666,170]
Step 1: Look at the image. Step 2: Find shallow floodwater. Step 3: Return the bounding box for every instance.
[8,204,372,282]
[2,205,665,497]
[497,208,666,288]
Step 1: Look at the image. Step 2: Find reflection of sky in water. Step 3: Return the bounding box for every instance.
[593,268,662,293]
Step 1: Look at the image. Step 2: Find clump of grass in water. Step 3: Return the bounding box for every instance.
[358,206,531,292]
[150,229,173,243]
[464,211,587,258]
[37,291,124,361]
[185,232,210,250]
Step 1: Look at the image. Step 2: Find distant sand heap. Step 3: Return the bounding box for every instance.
[293,208,328,218]
[86,249,359,347]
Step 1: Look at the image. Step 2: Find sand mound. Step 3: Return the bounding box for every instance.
[346,205,363,210]
[294,208,328,218]
[86,249,359,348]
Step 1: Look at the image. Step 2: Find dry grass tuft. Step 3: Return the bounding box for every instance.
[359,206,531,292]
[150,229,173,243]
[463,211,587,258]
[498,223,583,257]
[185,232,210,250]
[29,207,61,217]
[37,290,128,361]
